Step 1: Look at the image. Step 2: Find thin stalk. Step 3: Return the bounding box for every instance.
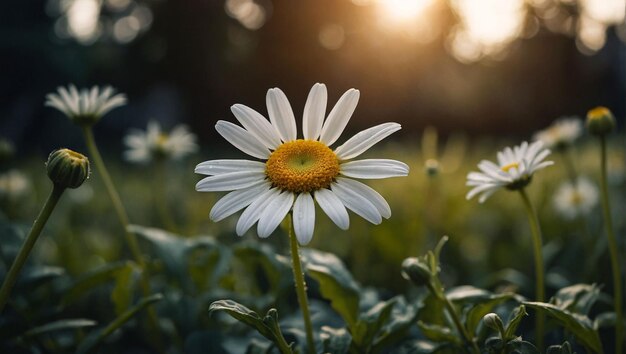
[0,185,65,313]
[81,126,163,351]
[599,136,623,354]
[438,286,480,354]
[81,126,144,266]
[519,188,545,351]
[288,214,315,354]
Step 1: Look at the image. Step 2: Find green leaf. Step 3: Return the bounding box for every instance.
[17,266,65,289]
[21,319,96,338]
[77,294,163,354]
[396,339,446,354]
[524,301,603,353]
[61,261,132,307]
[321,326,352,354]
[503,305,528,340]
[303,249,360,329]
[504,337,540,354]
[417,321,461,345]
[351,297,397,349]
[111,263,137,316]
[209,300,292,354]
[546,341,573,354]
[551,284,600,316]
[372,297,423,353]
[466,293,516,335]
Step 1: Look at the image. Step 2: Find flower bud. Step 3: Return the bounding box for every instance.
[401,258,432,287]
[46,149,90,189]
[483,313,505,334]
[0,138,15,164]
[586,106,616,136]
[424,159,440,177]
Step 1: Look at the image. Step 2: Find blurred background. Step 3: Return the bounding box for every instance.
[1,0,625,153]
[0,0,625,295]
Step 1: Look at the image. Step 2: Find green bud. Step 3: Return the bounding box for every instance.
[401,257,432,286]
[0,138,15,163]
[424,159,440,177]
[586,106,616,136]
[483,313,505,335]
[46,149,90,189]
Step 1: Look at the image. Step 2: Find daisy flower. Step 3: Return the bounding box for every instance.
[533,117,583,150]
[195,83,409,245]
[45,84,127,126]
[124,121,198,163]
[553,177,599,220]
[0,170,29,199]
[466,141,553,203]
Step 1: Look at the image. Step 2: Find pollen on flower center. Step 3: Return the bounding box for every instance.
[501,162,519,172]
[266,140,340,193]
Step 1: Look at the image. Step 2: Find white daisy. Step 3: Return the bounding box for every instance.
[45,84,127,126]
[466,141,553,203]
[195,83,409,245]
[124,121,198,163]
[553,177,599,220]
[533,117,583,150]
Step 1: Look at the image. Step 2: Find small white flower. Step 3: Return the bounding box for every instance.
[553,177,599,220]
[45,84,127,125]
[466,141,553,203]
[195,83,409,245]
[0,170,29,199]
[124,121,198,163]
[533,117,583,149]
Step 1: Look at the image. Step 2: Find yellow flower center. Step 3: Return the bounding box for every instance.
[501,162,519,173]
[570,191,583,205]
[266,140,340,193]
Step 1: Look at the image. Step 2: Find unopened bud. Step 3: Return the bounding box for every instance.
[483,313,505,334]
[46,149,90,189]
[586,106,616,136]
[401,258,432,286]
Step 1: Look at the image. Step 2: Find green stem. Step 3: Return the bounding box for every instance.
[82,126,144,266]
[81,126,164,351]
[518,188,545,351]
[288,214,315,354]
[599,136,623,354]
[0,185,65,313]
[443,291,480,354]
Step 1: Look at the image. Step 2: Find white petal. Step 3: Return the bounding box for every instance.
[335,177,391,219]
[466,184,498,201]
[210,182,271,222]
[293,193,315,245]
[331,181,382,225]
[96,94,127,116]
[334,122,401,160]
[195,171,265,192]
[215,120,270,159]
[195,159,266,175]
[231,104,282,149]
[303,83,327,140]
[257,192,295,238]
[314,188,349,230]
[236,188,280,236]
[266,88,297,142]
[340,159,409,179]
[319,89,360,146]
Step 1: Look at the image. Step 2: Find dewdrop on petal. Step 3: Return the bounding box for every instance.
[586,106,616,136]
[46,149,90,189]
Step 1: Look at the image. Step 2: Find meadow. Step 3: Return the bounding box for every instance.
[0,96,624,353]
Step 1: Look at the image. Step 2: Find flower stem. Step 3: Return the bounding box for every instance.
[518,188,545,351]
[288,213,315,354]
[0,185,65,313]
[81,126,164,350]
[82,126,144,266]
[437,286,480,354]
[598,136,623,354]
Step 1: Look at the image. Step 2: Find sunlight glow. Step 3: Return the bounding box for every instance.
[448,0,526,62]
[379,0,432,22]
[67,0,101,43]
